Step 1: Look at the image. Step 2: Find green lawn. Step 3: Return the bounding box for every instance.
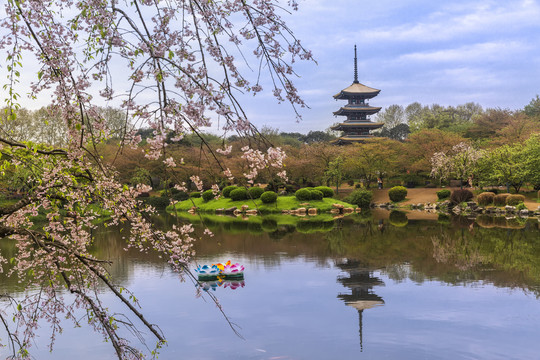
[171,195,354,214]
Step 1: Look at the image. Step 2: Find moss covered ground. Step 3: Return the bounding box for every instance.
[171,195,353,214]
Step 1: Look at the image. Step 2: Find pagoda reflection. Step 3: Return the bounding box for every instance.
[336,259,384,351]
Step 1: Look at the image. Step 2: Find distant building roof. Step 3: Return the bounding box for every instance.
[331,122,384,130]
[333,105,382,116]
[333,83,381,100]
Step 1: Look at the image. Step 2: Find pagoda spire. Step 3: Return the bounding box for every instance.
[353,45,359,84]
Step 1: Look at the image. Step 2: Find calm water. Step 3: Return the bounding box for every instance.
[1,210,540,359]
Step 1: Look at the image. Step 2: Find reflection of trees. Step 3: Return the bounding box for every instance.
[432,233,484,271]
[336,259,384,351]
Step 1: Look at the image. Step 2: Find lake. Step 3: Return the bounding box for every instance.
[1,210,540,359]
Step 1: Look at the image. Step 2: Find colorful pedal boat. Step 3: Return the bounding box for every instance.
[195,261,245,280]
[194,264,221,280]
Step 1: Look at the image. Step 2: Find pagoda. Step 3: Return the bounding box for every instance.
[331,46,383,144]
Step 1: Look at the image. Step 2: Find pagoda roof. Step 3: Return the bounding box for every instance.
[333,105,382,116]
[333,82,380,100]
[331,122,384,130]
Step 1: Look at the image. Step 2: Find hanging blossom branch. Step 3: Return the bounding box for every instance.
[0,0,312,358]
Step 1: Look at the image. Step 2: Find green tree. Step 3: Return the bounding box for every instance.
[324,156,345,194]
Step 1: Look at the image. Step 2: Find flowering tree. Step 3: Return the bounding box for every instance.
[430,142,483,188]
[0,0,312,358]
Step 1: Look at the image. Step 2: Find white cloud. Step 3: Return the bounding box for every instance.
[358,0,540,43]
[398,41,531,63]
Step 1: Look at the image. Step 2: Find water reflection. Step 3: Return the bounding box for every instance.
[198,279,246,292]
[1,210,540,359]
[336,259,384,351]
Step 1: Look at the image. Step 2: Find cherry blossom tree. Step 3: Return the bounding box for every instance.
[0,0,312,358]
[430,142,483,188]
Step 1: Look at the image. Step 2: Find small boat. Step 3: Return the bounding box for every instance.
[214,261,245,279]
[195,261,245,280]
[194,264,221,280]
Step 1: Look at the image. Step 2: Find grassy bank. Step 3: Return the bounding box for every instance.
[171,195,353,214]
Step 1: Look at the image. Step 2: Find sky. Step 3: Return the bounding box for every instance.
[2,0,540,135]
[240,0,540,133]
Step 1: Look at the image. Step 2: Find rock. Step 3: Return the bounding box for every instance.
[225,207,237,214]
[343,207,354,214]
[296,207,306,215]
[282,210,290,214]
[233,209,241,216]
[330,208,340,214]
[332,203,344,209]
[299,203,310,206]
[308,208,317,216]
[505,205,516,213]
[215,208,224,214]
[355,208,362,213]
[246,209,258,215]
[279,190,288,196]
[519,209,530,216]
[241,204,249,211]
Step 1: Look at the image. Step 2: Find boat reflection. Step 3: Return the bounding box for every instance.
[197,278,246,292]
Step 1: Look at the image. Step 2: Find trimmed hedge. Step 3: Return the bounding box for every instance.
[295,188,312,201]
[230,187,248,201]
[344,189,373,208]
[248,186,265,199]
[190,192,201,198]
[314,186,334,198]
[494,193,511,206]
[477,192,495,206]
[202,189,214,202]
[506,194,525,206]
[436,189,451,200]
[450,189,473,205]
[310,189,324,200]
[388,186,408,202]
[222,185,237,198]
[260,191,278,204]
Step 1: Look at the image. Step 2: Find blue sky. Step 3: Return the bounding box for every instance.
[3,0,540,135]
[242,0,540,133]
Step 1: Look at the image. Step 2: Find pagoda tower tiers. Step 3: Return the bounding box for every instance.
[331,46,383,144]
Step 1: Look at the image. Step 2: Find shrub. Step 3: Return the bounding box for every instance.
[347,179,354,186]
[172,191,189,201]
[436,189,451,200]
[248,186,265,199]
[506,194,525,206]
[295,188,312,201]
[310,189,324,200]
[260,191,278,203]
[344,189,373,208]
[477,192,495,206]
[450,189,473,205]
[202,189,215,202]
[142,196,170,209]
[388,186,408,202]
[355,183,361,189]
[493,193,511,206]
[229,187,247,201]
[314,186,334,198]
[516,202,527,211]
[222,185,237,198]
[190,192,201,198]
